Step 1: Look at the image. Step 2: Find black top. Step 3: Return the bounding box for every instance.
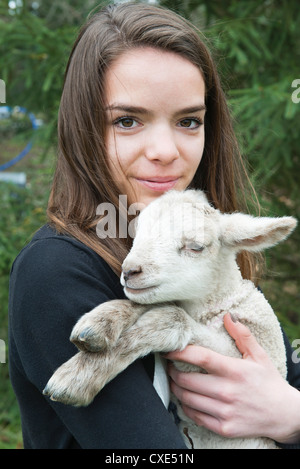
[9,224,186,449]
[8,225,300,449]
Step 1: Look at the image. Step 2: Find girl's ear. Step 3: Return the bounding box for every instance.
[220,213,297,252]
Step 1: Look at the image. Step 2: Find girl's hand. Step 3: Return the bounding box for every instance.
[166,313,300,444]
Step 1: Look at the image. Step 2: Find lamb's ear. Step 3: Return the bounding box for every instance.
[220,213,297,252]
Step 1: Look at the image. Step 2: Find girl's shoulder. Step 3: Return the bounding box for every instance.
[10,223,125,303]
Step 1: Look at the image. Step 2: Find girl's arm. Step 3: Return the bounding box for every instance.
[9,228,186,449]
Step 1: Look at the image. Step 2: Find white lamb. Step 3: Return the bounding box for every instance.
[44,189,297,449]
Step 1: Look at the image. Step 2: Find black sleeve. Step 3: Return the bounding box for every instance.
[275,329,300,449]
[283,329,300,390]
[9,232,186,449]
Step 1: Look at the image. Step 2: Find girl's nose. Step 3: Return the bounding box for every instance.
[144,124,180,164]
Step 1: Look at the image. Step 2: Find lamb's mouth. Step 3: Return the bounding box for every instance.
[124,285,158,295]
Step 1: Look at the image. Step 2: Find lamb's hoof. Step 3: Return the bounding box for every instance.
[70,328,104,352]
[42,371,95,407]
[42,353,100,407]
[43,384,85,407]
[70,311,123,352]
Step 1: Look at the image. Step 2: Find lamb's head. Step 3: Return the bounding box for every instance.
[121,190,297,305]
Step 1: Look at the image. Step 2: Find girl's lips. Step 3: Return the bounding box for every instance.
[136,177,180,192]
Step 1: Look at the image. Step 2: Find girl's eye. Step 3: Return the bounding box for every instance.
[178,118,202,129]
[113,117,140,129]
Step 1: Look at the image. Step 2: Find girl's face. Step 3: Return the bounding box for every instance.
[104,47,206,207]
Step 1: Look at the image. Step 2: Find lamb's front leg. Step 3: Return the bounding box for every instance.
[70,299,148,352]
[43,304,194,407]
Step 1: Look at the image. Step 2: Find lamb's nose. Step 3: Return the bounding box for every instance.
[123,267,142,282]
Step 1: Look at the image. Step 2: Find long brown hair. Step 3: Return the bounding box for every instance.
[48,2,261,280]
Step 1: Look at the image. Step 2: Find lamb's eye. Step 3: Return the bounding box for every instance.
[183,242,205,253]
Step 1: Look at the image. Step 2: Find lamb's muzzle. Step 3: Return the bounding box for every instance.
[122,266,142,283]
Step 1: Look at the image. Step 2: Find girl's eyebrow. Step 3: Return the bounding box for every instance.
[105,103,206,116]
[178,104,206,114]
[105,104,152,115]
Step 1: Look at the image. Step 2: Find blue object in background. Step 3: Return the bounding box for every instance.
[0,106,39,172]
